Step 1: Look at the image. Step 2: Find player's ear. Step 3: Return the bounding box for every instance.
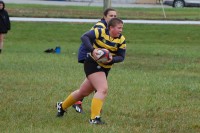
[108,26,113,30]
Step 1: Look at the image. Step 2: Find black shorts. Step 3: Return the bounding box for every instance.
[84,56,110,77]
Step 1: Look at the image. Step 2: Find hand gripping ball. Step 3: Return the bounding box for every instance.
[96,49,111,63]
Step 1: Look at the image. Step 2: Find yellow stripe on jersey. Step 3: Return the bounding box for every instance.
[95,40,117,51]
[94,28,99,39]
[119,43,126,49]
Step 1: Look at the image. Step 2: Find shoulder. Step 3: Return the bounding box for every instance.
[117,34,126,43]
[120,35,126,41]
[99,19,107,26]
[93,19,107,29]
[1,10,9,15]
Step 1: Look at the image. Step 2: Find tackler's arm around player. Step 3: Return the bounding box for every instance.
[80,30,102,61]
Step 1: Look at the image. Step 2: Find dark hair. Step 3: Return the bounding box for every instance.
[103,8,116,17]
[0,1,5,10]
[108,18,123,29]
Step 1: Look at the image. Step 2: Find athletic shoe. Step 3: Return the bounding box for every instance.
[56,102,65,117]
[89,116,105,125]
[72,101,83,113]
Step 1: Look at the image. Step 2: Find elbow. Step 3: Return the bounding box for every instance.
[120,56,125,62]
[80,34,90,43]
[80,35,85,42]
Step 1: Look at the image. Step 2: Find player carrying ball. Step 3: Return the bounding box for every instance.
[73,8,117,113]
[56,18,126,124]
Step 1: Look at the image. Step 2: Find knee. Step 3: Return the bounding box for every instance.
[97,86,108,95]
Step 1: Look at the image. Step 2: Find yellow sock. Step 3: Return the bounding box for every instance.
[62,94,76,110]
[91,98,103,119]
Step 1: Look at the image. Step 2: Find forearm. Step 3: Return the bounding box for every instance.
[111,49,126,63]
[111,56,124,63]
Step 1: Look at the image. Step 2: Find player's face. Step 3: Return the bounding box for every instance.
[0,4,3,10]
[104,11,117,23]
[110,23,123,38]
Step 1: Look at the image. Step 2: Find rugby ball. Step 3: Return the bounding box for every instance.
[96,49,110,63]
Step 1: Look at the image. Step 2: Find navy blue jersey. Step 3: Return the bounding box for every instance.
[78,19,107,63]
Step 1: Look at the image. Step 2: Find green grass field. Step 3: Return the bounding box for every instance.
[0,22,199,133]
[6,4,200,20]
